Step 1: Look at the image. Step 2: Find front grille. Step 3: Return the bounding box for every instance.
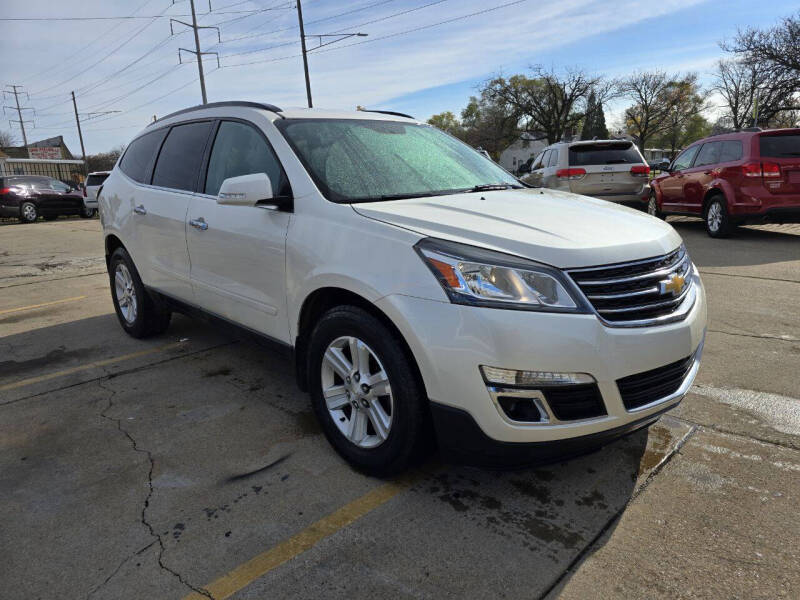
[616,355,693,410]
[542,384,606,421]
[567,247,693,325]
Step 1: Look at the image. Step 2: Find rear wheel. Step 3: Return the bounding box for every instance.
[108,247,171,338]
[81,206,96,218]
[307,306,429,476]
[647,191,665,220]
[705,195,734,238]
[19,202,38,223]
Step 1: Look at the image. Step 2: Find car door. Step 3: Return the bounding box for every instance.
[186,119,292,342]
[682,141,721,214]
[137,120,214,302]
[660,145,700,212]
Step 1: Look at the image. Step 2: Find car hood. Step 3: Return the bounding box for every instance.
[352,188,682,269]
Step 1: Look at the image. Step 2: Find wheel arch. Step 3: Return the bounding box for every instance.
[702,185,730,216]
[104,233,126,268]
[294,287,425,398]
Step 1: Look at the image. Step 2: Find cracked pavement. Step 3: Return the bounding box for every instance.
[1,217,799,599]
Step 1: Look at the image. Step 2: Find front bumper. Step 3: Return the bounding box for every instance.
[376,274,706,448]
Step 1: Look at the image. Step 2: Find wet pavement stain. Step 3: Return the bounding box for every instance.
[202,367,232,378]
[509,479,552,504]
[0,345,96,377]
[639,423,678,473]
[575,490,608,509]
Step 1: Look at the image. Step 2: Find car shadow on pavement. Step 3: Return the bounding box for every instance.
[0,311,685,599]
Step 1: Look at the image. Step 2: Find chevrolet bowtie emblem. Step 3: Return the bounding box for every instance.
[660,274,686,296]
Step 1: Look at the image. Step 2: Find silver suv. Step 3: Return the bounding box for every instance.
[523,140,651,206]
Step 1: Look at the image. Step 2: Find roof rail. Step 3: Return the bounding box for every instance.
[148,101,283,127]
[359,109,416,120]
[740,127,762,132]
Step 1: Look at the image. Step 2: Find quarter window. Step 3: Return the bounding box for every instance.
[719,140,743,162]
[671,146,699,171]
[547,148,559,167]
[119,130,167,184]
[204,121,289,197]
[152,121,213,191]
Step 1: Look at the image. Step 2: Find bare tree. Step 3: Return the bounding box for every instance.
[618,71,673,150]
[724,12,800,76]
[482,67,613,144]
[713,59,798,129]
[0,129,18,147]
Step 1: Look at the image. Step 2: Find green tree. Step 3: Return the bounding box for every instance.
[581,91,609,139]
[648,75,708,154]
[427,111,464,138]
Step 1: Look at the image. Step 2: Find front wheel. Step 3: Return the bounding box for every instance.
[705,196,734,238]
[108,247,171,338]
[647,192,665,220]
[307,306,430,476]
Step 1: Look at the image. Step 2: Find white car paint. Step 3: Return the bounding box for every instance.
[99,104,707,447]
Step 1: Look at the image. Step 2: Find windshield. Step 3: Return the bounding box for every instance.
[275,118,520,203]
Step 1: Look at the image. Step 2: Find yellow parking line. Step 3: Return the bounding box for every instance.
[183,475,418,600]
[0,295,88,315]
[0,341,186,392]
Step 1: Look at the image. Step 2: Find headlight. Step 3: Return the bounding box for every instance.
[415,238,588,312]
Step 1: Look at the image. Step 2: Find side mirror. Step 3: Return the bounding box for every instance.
[217,173,273,207]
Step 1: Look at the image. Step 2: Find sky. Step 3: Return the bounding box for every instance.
[0,0,796,155]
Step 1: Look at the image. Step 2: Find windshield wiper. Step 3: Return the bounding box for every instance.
[466,183,520,192]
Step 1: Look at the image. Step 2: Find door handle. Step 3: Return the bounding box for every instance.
[189,217,208,231]
[133,205,147,215]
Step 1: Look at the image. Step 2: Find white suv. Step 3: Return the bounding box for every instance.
[98,101,707,475]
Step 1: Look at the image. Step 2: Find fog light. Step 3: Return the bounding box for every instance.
[497,395,544,422]
[480,366,594,387]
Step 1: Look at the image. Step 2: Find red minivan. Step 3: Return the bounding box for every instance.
[648,128,800,237]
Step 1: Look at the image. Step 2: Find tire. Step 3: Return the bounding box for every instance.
[647,191,665,220]
[81,206,96,218]
[108,247,171,338]
[704,195,734,238]
[19,201,38,223]
[307,305,429,476]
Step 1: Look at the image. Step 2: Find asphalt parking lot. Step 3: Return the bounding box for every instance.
[1,216,799,599]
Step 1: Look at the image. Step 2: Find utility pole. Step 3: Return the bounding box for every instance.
[297,0,312,108]
[71,91,87,175]
[3,85,33,146]
[296,0,367,109]
[172,0,220,105]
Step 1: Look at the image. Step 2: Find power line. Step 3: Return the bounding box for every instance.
[0,8,292,21]
[3,85,34,146]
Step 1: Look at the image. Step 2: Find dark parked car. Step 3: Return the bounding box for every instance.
[0,175,87,223]
[649,128,800,237]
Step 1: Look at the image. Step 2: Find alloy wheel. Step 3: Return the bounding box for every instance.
[707,202,722,232]
[22,203,37,222]
[320,335,394,449]
[648,196,658,216]
[114,263,138,324]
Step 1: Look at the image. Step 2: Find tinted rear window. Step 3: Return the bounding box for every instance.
[569,143,642,166]
[152,121,213,192]
[86,173,109,186]
[759,134,800,158]
[120,130,167,183]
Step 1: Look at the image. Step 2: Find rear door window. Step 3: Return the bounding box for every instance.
[718,140,743,163]
[152,121,214,192]
[759,134,800,158]
[204,120,289,197]
[694,142,721,168]
[120,130,167,184]
[569,142,642,166]
[547,148,559,167]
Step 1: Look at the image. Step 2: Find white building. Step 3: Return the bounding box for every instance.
[498,133,548,172]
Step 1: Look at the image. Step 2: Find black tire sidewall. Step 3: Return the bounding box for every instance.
[109,247,150,338]
[307,306,426,476]
[705,197,730,238]
[81,207,95,218]
[20,202,37,223]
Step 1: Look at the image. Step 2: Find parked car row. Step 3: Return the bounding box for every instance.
[518,128,800,238]
[0,173,107,223]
